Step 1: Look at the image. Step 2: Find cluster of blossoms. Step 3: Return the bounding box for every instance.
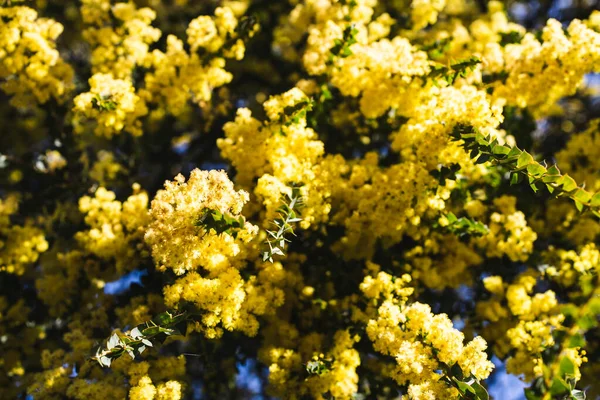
[0,6,73,107]
[0,193,48,275]
[2,0,600,399]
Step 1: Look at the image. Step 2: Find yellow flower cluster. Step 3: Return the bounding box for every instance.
[360,268,494,397]
[491,15,600,116]
[556,119,600,192]
[89,150,124,185]
[126,358,185,400]
[390,85,504,170]
[140,7,253,119]
[404,232,483,290]
[544,243,600,287]
[219,88,329,229]
[35,251,84,317]
[147,170,287,337]
[273,0,376,63]
[477,274,569,381]
[73,73,148,137]
[145,169,256,274]
[0,194,48,275]
[5,0,600,397]
[0,6,73,107]
[259,328,361,399]
[411,0,447,31]
[76,184,150,274]
[81,0,161,80]
[474,196,537,262]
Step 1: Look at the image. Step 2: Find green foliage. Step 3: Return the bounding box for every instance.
[280,97,314,132]
[306,359,333,376]
[524,357,586,400]
[444,212,489,238]
[195,208,245,239]
[93,311,188,368]
[1,0,27,6]
[441,362,490,400]
[499,31,525,46]
[428,57,482,86]
[482,71,509,85]
[430,163,461,185]
[420,37,453,60]
[262,186,304,263]
[328,25,359,63]
[451,123,600,218]
[91,94,118,112]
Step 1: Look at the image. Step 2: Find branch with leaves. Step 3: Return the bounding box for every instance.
[440,362,490,400]
[451,124,600,218]
[262,186,304,263]
[443,212,489,238]
[92,311,189,368]
[428,57,481,86]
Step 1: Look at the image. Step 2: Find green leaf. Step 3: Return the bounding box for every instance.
[559,356,576,378]
[568,333,586,348]
[492,144,510,155]
[547,165,561,175]
[196,208,244,237]
[420,37,453,60]
[573,189,592,205]
[560,175,578,192]
[526,163,547,178]
[446,212,458,224]
[571,389,586,400]
[499,31,524,46]
[454,379,477,396]
[576,314,598,330]
[590,192,600,208]
[510,172,521,186]
[470,381,489,400]
[542,174,561,183]
[506,146,522,159]
[517,152,534,168]
[107,333,121,350]
[524,389,541,400]
[99,356,112,368]
[549,377,570,395]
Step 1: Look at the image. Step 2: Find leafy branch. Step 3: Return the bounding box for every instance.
[451,124,600,217]
[279,98,314,131]
[441,362,490,400]
[195,208,245,239]
[443,212,489,237]
[92,311,189,368]
[420,36,453,60]
[327,24,359,64]
[262,186,304,263]
[524,356,586,400]
[428,57,481,86]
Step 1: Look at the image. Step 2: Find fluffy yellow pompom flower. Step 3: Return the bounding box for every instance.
[0,194,48,276]
[76,185,150,274]
[81,0,161,80]
[145,169,257,275]
[73,73,148,138]
[0,6,73,107]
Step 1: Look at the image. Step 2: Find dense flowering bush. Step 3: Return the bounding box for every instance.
[1,0,600,399]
